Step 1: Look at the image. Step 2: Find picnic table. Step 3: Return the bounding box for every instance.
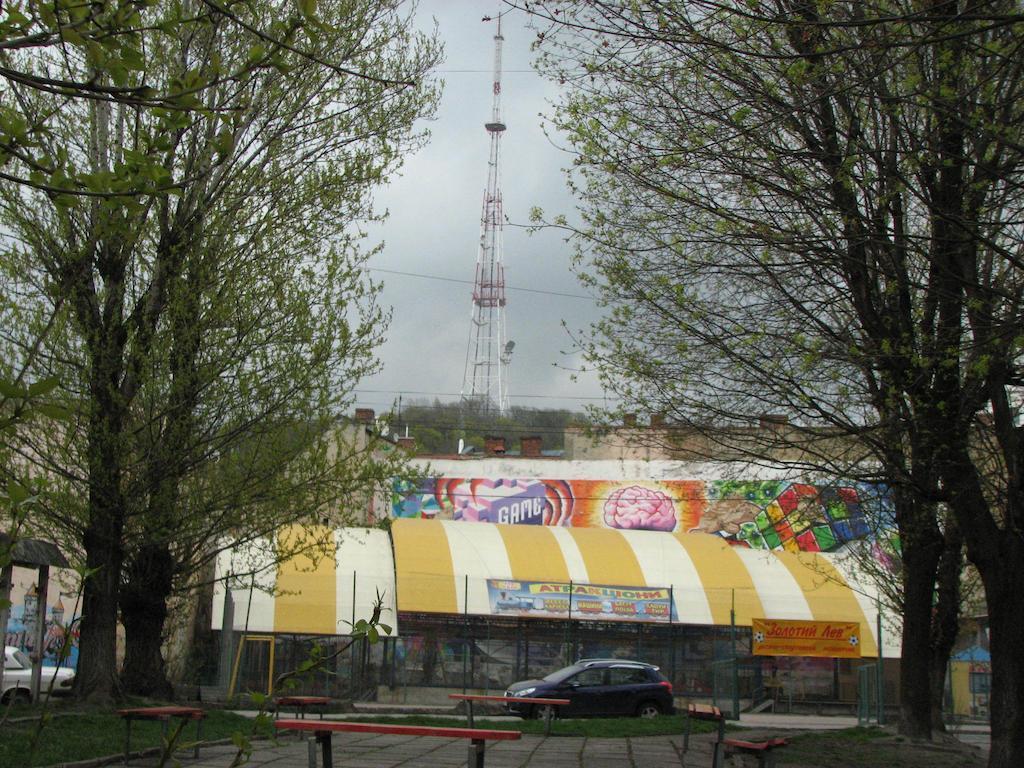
[116,706,205,765]
[449,693,571,736]
[275,718,521,768]
[274,695,330,719]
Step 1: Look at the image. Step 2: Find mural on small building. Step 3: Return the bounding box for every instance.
[4,584,80,668]
[4,566,81,669]
[392,477,893,554]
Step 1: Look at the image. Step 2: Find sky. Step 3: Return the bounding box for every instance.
[357,1,613,418]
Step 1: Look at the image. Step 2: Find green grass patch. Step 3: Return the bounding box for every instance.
[349,712,719,738]
[0,708,271,768]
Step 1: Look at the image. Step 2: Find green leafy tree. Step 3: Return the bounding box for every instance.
[1,0,440,701]
[522,1,1024,761]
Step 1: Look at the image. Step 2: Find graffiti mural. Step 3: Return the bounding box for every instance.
[3,574,80,668]
[392,477,891,554]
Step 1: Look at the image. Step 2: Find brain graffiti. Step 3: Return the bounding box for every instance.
[603,486,677,531]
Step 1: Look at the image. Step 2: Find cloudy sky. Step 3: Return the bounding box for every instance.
[357,1,613,417]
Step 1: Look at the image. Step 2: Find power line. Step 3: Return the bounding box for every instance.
[355,388,612,401]
[365,267,594,300]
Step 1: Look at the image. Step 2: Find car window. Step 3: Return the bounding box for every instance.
[608,667,650,685]
[569,668,606,687]
[11,649,32,669]
[543,664,583,683]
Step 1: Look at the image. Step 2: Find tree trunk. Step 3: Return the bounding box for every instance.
[929,523,963,732]
[120,544,175,698]
[74,521,123,703]
[980,542,1024,768]
[898,531,943,739]
[73,374,128,704]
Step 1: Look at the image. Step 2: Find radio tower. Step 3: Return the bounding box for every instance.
[461,13,512,415]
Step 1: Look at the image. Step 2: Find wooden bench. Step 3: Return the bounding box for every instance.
[274,695,331,719]
[448,693,571,736]
[683,703,726,768]
[723,737,789,768]
[116,706,205,765]
[274,719,521,768]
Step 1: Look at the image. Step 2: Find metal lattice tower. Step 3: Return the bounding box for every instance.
[461,14,512,416]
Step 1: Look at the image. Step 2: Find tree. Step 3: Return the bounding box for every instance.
[523,1,1024,762]
[0,0,440,701]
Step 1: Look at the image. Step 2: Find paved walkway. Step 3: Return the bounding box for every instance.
[129,730,705,768]
[118,713,990,768]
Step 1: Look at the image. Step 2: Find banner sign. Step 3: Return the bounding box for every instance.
[752,618,862,658]
[486,579,676,623]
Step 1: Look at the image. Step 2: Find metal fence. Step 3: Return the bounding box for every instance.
[194,613,896,717]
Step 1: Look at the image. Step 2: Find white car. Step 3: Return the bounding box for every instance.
[2,646,75,704]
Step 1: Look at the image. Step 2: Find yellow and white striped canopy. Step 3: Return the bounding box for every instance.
[213,526,399,637]
[392,518,897,658]
[213,520,899,658]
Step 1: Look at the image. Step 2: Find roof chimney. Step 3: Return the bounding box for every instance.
[650,413,666,429]
[354,408,375,424]
[484,436,506,456]
[397,436,416,452]
[623,413,637,428]
[759,414,788,429]
[520,436,542,458]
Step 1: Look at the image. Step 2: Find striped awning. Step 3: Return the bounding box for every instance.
[213,526,399,636]
[392,518,898,658]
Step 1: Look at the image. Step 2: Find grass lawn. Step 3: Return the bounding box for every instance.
[0,707,271,768]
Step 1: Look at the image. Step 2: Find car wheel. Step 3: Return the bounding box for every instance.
[532,704,557,721]
[635,701,662,718]
[2,689,32,706]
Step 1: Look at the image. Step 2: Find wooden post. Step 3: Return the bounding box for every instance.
[0,564,13,687]
[31,565,49,701]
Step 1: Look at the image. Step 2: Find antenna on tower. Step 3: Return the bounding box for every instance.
[461,10,511,416]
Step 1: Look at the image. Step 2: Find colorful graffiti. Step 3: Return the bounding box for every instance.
[3,579,80,668]
[392,477,891,554]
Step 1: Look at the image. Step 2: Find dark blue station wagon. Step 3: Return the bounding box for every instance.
[504,659,675,719]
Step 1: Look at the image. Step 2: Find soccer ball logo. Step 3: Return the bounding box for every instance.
[754,631,765,643]
[849,635,859,647]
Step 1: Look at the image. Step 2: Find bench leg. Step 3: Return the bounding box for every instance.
[466,699,475,729]
[543,707,554,737]
[711,740,724,768]
[317,731,333,768]
[307,736,317,768]
[468,737,485,768]
[194,718,202,759]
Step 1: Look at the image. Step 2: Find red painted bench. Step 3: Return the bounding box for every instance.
[117,706,205,765]
[275,719,522,768]
[449,693,571,735]
[724,737,789,768]
[274,695,330,719]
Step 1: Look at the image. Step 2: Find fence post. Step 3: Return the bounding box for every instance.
[463,574,469,694]
[876,605,884,725]
[731,590,739,719]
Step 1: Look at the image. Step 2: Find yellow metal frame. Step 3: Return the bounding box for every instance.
[227,634,276,698]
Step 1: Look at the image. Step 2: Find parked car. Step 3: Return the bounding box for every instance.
[504,659,674,719]
[2,646,75,704]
